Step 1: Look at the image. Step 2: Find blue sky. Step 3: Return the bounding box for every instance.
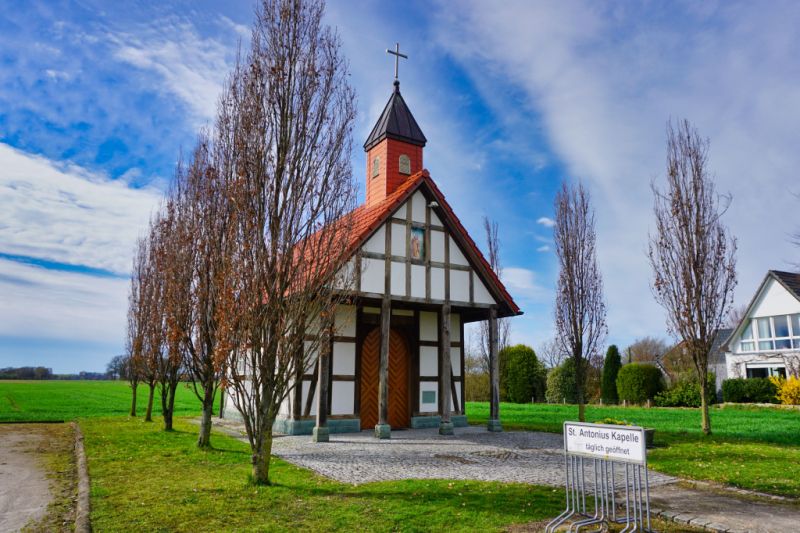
[1,0,799,373]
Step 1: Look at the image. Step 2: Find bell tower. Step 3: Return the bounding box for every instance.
[363,44,426,207]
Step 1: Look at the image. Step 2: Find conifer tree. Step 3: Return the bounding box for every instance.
[601,345,621,404]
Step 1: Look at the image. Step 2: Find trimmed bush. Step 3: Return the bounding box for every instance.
[501,345,547,403]
[654,373,716,408]
[601,345,622,404]
[616,363,664,404]
[546,358,577,404]
[722,378,778,404]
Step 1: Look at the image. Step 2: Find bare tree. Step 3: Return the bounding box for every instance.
[129,234,160,422]
[624,336,669,364]
[215,0,357,485]
[538,337,567,370]
[649,119,737,435]
[554,181,607,422]
[153,196,190,432]
[725,304,748,329]
[478,217,510,366]
[170,134,228,448]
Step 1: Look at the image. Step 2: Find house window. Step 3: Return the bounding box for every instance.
[739,320,755,352]
[372,156,380,178]
[746,365,786,379]
[399,154,411,175]
[742,314,800,352]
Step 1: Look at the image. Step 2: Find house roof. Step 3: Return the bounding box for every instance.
[363,81,427,151]
[334,169,521,318]
[709,327,733,365]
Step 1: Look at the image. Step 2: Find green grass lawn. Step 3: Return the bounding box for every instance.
[0,380,201,422]
[468,401,800,497]
[83,417,564,532]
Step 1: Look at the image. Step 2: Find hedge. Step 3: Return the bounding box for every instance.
[721,377,778,403]
[501,344,547,403]
[616,363,664,404]
[654,372,716,407]
[546,358,577,404]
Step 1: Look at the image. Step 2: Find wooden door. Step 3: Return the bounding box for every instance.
[359,328,410,429]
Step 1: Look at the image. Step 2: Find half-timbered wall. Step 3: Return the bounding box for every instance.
[358,190,497,308]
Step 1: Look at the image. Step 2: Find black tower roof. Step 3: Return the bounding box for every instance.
[363,81,427,151]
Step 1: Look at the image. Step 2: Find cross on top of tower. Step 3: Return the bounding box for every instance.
[386,42,407,82]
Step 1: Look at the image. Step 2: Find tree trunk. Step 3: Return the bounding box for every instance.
[162,381,178,432]
[145,383,155,422]
[700,380,711,435]
[251,426,274,485]
[219,386,225,419]
[129,380,138,417]
[197,382,215,448]
[575,353,586,422]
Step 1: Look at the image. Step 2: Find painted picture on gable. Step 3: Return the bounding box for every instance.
[411,227,425,259]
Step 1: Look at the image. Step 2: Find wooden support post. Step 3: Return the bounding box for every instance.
[439,303,454,435]
[313,318,332,442]
[375,297,391,439]
[488,305,502,432]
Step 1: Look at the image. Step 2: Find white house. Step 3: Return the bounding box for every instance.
[224,78,521,440]
[722,270,800,381]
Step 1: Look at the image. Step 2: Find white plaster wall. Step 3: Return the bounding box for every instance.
[279,396,290,416]
[450,270,470,303]
[451,347,461,377]
[391,223,406,257]
[331,381,354,415]
[430,211,442,226]
[333,258,356,289]
[411,264,425,298]
[751,278,800,317]
[431,230,445,262]
[390,262,405,296]
[420,346,438,376]
[333,342,356,375]
[361,257,384,294]
[450,313,461,341]
[419,311,438,341]
[449,236,469,266]
[335,305,356,337]
[302,380,316,416]
[303,342,318,372]
[473,272,495,305]
[419,381,438,413]
[411,191,426,223]
[452,385,461,412]
[363,225,385,254]
[431,268,445,300]
[394,202,407,220]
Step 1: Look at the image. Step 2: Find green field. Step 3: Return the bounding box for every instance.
[0,380,201,422]
[3,381,800,498]
[468,401,800,496]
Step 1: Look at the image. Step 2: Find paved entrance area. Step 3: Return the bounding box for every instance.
[0,425,55,532]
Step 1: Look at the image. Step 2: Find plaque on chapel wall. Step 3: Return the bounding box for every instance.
[410,227,425,259]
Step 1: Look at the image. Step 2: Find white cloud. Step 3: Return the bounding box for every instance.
[0,143,162,274]
[537,245,551,253]
[436,1,800,347]
[0,258,128,344]
[537,216,555,227]
[501,267,549,301]
[107,18,234,125]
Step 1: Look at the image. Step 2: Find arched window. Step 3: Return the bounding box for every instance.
[398,154,411,175]
[372,156,380,178]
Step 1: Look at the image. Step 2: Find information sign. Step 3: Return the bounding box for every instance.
[563,422,646,465]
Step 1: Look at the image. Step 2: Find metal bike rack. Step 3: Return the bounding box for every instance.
[545,422,652,533]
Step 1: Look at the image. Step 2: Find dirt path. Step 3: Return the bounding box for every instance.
[0,424,66,532]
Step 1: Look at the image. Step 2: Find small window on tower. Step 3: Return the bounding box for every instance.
[372,156,380,178]
[399,154,411,175]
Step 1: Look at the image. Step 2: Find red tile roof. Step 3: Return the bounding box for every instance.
[335,170,521,317]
